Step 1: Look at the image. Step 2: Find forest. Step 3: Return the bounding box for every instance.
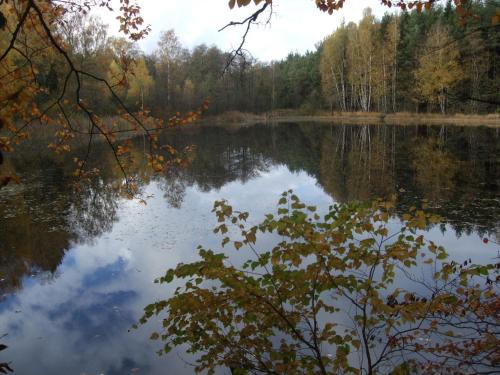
[33,0,500,118]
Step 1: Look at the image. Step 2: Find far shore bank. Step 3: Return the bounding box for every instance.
[200,111,500,127]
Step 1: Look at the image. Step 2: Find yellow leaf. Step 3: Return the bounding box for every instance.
[246,232,256,244]
[271,256,279,266]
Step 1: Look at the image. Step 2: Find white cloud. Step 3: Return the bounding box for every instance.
[96,0,393,61]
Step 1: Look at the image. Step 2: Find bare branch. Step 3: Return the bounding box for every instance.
[219,1,272,73]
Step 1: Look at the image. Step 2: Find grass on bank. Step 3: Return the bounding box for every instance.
[201,110,500,127]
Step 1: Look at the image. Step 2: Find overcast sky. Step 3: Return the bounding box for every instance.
[97,0,394,62]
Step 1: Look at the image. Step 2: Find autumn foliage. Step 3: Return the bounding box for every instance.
[0,0,210,196]
[141,192,499,374]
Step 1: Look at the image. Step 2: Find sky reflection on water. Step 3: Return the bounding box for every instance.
[1,167,332,374]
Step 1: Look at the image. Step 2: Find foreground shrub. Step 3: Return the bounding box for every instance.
[140,192,499,374]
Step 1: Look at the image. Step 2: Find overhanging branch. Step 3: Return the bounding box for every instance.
[219,1,272,73]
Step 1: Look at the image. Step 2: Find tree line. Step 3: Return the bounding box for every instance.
[320,2,500,114]
[39,0,499,119]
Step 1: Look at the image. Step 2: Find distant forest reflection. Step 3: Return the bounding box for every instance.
[1,122,499,293]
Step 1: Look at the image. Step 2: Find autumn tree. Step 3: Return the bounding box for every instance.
[375,14,400,112]
[349,9,378,112]
[415,22,463,113]
[320,22,350,112]
[126,56,154,110]
[320,12,401,113]
[154,29,186,114]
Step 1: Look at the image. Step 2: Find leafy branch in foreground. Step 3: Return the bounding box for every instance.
[139,192,499,374]
[0,0,208,196]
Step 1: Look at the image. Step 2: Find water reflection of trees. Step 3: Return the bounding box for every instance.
[67,178,120,242]
[162,123,499,240]
[1,122,499,292]
[0,161,72,294]
[0,149,120,293]
[319,125,397,202]
[154,127,273,208]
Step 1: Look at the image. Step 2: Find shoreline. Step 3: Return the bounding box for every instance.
[200,111,500,127]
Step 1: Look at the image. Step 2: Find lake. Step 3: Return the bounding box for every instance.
[0,122,499,374]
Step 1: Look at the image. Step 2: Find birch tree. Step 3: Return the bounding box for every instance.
[320,23,349,112]
[156,29,185,112]
[127,56,154,110]
[347,9,377,112]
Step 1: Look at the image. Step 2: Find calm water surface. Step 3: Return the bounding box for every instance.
[0,123,499,374]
